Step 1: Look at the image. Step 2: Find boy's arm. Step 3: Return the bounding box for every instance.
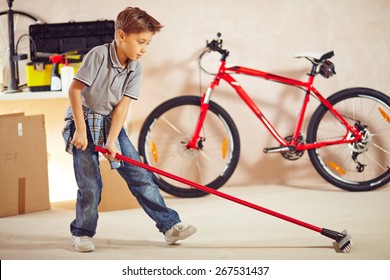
[105,95,132,160]
[68,79,88,150]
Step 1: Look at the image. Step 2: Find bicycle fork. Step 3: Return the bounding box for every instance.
[186,77,222,150]
[185,91,210,150]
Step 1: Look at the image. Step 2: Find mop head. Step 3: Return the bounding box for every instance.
[321,228,353,253]
[336,230,353,253]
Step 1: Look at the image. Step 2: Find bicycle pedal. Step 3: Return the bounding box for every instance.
[263,146,294,153]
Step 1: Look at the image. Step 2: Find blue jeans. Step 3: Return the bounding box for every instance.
[70,128,181,237]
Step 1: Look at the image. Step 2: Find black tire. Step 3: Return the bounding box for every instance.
[138,95,240,197]
[0,10,39,20]
[307,87,390,191]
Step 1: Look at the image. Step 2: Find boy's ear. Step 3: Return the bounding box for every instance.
[117,29,125,40]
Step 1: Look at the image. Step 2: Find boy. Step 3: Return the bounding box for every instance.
[62,7,196,252]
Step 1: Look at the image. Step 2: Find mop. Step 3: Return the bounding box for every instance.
[95,146,352,253]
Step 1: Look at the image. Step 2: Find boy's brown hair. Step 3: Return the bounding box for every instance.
[115,7,163,35]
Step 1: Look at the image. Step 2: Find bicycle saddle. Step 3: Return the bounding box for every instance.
[294,51,334,62]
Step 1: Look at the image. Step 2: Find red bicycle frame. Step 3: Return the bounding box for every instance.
[187,58,362,151]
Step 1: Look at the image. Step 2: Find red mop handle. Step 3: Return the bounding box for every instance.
[95,145,322,233]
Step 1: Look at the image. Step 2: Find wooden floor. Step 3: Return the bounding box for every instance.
[1,183,389,260]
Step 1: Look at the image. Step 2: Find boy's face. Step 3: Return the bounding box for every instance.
[117,31,154,62]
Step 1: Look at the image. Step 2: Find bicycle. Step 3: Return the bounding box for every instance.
[0,0,43,91]
[138,33,390,198]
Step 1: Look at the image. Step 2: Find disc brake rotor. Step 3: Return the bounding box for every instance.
[347,128,372,153]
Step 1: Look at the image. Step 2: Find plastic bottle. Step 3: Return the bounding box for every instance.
[61,57,74,93]
[49,55,63,91]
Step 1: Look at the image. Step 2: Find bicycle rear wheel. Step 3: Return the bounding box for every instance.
[0,10,42,90]
[138,95,240,198]
[307,88,390,191]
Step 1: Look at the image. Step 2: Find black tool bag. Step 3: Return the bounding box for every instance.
[29,20,115,62]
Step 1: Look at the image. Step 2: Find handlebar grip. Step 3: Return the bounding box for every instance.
[203,33,229,61]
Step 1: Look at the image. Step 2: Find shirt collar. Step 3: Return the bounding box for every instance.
[109,40,136,73]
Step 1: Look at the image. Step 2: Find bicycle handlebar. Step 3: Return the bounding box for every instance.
[205,32,229,60]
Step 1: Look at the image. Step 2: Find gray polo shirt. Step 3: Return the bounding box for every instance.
[74,40,143,115]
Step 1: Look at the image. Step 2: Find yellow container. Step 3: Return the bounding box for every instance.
[26,62,80,92]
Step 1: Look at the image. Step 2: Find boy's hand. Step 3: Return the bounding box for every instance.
[71,129,88,150]
[104,141,120,161]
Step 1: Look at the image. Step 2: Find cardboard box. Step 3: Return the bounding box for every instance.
[0,113,50,217]
[98,159,140,212]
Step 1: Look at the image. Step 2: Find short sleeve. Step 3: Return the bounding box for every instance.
[74,47,104,86]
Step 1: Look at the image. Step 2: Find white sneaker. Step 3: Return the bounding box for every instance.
[164,222,196,245]
[71,235,95,252]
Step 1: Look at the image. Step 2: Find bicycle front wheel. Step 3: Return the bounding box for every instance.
[138,95,240,198]
[307,88,390,191]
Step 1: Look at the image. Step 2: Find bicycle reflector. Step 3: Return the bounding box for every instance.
[222,137,228,159]
[320,60,336,78]
[151,140,158,163]
[327,160,346,175]
[378,107,390,123]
